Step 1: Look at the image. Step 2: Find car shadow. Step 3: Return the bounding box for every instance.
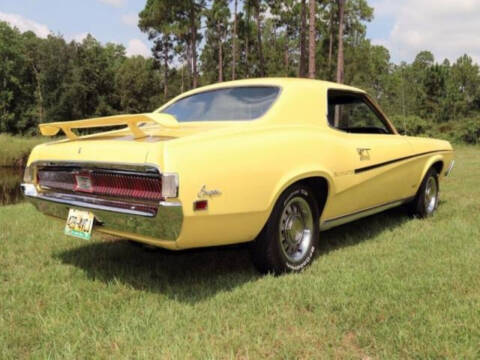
[318,206,412,254]
[56,240,260,304]
[56,205,414,304]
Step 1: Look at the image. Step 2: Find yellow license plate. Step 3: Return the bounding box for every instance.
[65,209,94,240]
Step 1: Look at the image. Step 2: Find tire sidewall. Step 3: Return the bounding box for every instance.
[273,185,319,272]
[418,169,439,217]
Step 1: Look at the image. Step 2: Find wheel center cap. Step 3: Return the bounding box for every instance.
[286,215,304,245]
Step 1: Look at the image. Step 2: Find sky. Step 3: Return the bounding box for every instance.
[0,0,479,64]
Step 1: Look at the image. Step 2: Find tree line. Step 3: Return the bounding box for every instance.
[0,0,479,143]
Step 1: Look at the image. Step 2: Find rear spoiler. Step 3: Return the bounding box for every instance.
[39,113,178,140]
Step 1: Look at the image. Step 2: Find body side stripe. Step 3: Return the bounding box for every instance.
[354,150,452,174]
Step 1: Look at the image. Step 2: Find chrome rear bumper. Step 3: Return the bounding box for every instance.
[22,183,183,241]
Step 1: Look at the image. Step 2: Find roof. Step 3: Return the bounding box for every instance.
[155,78,365,113]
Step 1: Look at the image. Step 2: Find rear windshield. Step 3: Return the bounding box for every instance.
[162,86,280,122]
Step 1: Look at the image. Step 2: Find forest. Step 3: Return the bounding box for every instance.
[0,0,479,143]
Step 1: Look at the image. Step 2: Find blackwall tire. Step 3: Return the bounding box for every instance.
[250,184,320,274]
[408,168,439,218]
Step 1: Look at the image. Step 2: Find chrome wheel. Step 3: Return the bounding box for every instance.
[424,176,438,214]
[279,197,314,263]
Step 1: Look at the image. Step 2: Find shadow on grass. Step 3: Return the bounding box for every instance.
[56,205,417,303]
[57,240,260,304]
[318,205,412,253]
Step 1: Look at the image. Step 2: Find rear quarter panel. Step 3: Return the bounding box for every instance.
[160,125,338,249]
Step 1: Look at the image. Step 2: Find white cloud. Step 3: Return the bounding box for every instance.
[0,11,50,38]
[99,0,126,8]
[72,32,89,42]
[370,0,402,17]
[121,13,138,27]
[126,39,150,57]
[373,0,480,63]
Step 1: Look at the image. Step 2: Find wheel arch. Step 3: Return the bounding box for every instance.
[296,177,330,219]
[413,156,444,197]
[420,156,444,181]
[432,160,444,175]
[256,170,334,239]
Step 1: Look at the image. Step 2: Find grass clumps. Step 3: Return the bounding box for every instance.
[0,134,45,167]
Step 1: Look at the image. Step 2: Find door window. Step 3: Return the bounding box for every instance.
[327,90,393,135]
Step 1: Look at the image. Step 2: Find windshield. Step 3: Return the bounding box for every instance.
[161,86,280,122]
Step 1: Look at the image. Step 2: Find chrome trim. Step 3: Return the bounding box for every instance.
[22,183,38,197]
[159,201,182,207]
[197,185,222,198]
[158,85,283,120]
[24,187,157,217]
[424,176,438,214]
[162,172,179,198]
[22,183,183,241]
[31,160,179,201]
[279,196,314,262]
[445,160,455,177]
[320,197,413,231]
[29,160,161,175]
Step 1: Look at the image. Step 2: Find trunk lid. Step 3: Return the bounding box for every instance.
[31,118,236,166]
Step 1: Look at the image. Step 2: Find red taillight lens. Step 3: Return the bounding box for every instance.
[92,172,162,201]
[37,169,163,201]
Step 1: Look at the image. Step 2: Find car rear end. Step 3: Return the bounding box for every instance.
[22,137,183,249]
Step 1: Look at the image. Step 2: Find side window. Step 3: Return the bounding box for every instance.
[327,91,392,134]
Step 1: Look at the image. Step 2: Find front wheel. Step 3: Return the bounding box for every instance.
[250,184,320,274]
[408,168,439,218]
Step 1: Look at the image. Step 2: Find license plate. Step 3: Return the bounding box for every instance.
[65,209,94,240]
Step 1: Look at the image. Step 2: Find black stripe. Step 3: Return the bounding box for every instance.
[354,150,452,174]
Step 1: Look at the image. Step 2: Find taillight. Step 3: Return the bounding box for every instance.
[37,169,165,202]
[92,172,163,201]
[23,165,33,183]
[161,173,178,199]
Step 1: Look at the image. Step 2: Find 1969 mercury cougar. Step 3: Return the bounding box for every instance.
[22,78,454,273]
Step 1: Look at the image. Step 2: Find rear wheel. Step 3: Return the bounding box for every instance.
[408,168,439,218]
[250,184,320,274]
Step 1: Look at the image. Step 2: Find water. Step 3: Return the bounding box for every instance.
[0,167,24,206]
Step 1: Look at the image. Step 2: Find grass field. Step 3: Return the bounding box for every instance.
[0,134,46,167]
[1,147,479,359]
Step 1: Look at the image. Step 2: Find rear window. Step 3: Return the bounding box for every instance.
[162,86,280,122]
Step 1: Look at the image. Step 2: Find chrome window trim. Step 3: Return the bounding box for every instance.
[160,85,283,122]
[325,89,396,135]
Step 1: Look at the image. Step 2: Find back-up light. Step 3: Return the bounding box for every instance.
[36,169,175,202]
[161,173,179,199]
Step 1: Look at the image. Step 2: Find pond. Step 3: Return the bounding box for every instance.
[0,167,24,206]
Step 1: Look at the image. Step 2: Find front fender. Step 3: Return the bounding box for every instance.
[415,152,452,195]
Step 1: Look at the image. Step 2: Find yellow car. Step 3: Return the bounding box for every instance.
[22,78,454,273]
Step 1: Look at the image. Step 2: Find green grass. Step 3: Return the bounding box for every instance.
[1,147,479,359]
[0,134,46,167]
[0,167,23,205]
